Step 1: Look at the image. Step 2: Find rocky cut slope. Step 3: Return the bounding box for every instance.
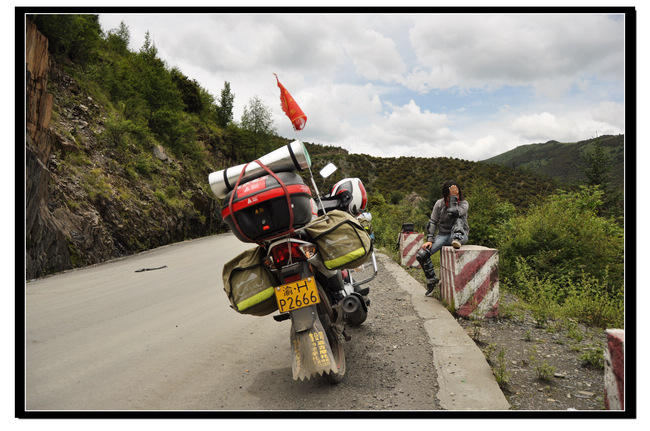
[25,20,221,279]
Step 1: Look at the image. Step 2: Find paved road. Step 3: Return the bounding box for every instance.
[25,234,286,411]
[23,233,508,413]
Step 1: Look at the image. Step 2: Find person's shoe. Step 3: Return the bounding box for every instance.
[425,279,439,296]
[451,238,462,249]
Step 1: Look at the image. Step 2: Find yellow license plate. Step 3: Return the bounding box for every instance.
[275,277,320,313]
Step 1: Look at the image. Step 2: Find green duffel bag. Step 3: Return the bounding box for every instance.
[222,246,279,316]
[305,209,373,270]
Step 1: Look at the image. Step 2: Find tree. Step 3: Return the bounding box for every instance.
[140,31,158,61]
[241,96,276,155]
[216,81,235,128]
[465,179,516,249]
[106,21,130,54]
[31,14,102,64]
[241,96,275,135]
[133,34,183,115]
[580,140,612,190]
[579,139,622,219]
[171,68,203,114]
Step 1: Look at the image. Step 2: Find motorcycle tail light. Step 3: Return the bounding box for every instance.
[299,243,317,259]
[262,255,275,269]
[270,242,317,269]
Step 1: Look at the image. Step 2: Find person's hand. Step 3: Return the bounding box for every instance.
[422,241,432,250]
[449,185,459,197]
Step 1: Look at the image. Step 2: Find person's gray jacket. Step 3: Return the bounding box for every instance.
[425,198,469,242]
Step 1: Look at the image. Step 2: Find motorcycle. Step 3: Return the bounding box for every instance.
[211,142,377,383]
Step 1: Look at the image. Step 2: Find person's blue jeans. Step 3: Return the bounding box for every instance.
[415,219,468,285]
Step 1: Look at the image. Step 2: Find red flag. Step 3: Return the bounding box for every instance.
[274,73,307,131]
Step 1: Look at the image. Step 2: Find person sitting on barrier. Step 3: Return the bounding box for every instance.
[416,180,470,297]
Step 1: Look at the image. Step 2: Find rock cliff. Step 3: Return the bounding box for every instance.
[26,19,72,278]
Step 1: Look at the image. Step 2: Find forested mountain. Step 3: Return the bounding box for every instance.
[24,15,620,278]
[303,144,559,211]
[482,134,625,188]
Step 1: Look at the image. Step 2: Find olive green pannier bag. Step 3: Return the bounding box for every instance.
[222,246,279,316]
[304,209,372,270]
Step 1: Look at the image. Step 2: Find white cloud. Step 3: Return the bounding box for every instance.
[591,101,625,130]
[406,14,625,96]
[344,28,407,83]
[382,100,451,142]
[509,112,580,143]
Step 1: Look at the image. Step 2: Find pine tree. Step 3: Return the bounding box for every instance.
[581,139,612,190]
[216,81,235,128]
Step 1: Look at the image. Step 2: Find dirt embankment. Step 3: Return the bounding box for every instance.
[25,21,221,279]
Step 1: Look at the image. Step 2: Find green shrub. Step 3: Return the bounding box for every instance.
[504,256,624,329]
[527,345,555,381]
[103,114,136,148]
[566,321,584,342]
[493,347,511,388]
[579,347,605,369]
[466,179,517,249]
[483,343,498,364]
[369,194,429,253]
[561,270,624,328]
[535,361,556,381]
[133,154,156,178]
[498,186,623,306]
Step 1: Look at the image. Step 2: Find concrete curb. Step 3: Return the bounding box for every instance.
[379,253,511,411]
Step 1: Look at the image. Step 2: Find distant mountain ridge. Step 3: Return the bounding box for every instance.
[481,135,625,187]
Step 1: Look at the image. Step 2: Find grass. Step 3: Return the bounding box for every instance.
[82,168,113,203]
[483,343,498,364]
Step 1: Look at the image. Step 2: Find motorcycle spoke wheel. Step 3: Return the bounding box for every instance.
[317,284,346,384]
[323,332,346,384]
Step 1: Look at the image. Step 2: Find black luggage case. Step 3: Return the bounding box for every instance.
[221,172,313,243]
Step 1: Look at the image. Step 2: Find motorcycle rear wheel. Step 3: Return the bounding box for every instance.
[317,284,346,384]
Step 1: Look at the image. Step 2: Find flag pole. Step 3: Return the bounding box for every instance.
[274,73,323,207]
[293,127,325,210]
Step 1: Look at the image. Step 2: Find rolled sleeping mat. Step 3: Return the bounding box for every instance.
[208,140,312,199]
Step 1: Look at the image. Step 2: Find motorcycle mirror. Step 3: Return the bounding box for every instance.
[319,163,338,179]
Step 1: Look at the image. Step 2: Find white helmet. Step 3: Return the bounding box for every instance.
[330,178,368,216]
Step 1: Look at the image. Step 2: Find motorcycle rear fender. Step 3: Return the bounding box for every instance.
[290,304,318,333]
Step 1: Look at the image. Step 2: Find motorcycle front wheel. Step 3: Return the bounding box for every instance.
[317,284,346,384]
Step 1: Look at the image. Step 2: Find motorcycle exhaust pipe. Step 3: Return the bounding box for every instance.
[208,140,312,199]
[341,293,368,326]
[342,294,362,314]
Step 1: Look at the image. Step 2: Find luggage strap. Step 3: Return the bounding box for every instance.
[227,159,295,244]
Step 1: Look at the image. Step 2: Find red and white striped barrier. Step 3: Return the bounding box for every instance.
[399,232,423,268]
[604,329,625,410]
[439,245,499,319]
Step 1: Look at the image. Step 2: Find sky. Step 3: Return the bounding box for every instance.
[95,9,629,161]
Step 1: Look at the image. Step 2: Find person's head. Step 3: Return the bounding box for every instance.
[442,180,463,201]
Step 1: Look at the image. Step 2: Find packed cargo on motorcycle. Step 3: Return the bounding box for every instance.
[222,246,279,316]
[304,210,373,270]
[221,172,313,243]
